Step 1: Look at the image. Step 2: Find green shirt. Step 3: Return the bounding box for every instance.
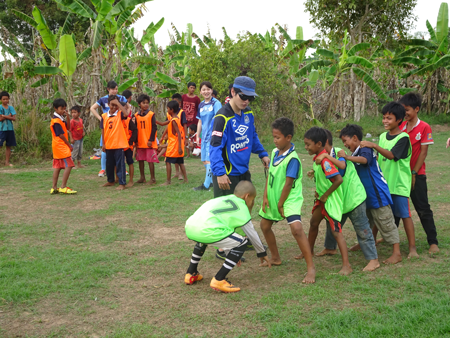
[185,194,251,243]
[259,147,303,221]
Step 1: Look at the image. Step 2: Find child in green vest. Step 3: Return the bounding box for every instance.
[304,127,352,275]
[259,117,315,284]
[360,102,418,259]
[184,181,270,293]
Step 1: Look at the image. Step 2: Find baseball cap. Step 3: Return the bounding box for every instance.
[233,76,258,96]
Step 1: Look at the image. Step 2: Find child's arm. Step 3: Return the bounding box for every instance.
[315,153,346,170]
[447,138,450,148]
[320,174,343,203]
[338,149,367,165]
[147,115,157,148]
[90,102,102,121]
[172,121,183,155]
[101,125,106,153]
[156,120,169,126]
[277,177,294,218]
[262,174,270,213]
[360,141,395,160]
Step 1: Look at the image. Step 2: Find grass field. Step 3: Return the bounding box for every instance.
[1,128,450,337]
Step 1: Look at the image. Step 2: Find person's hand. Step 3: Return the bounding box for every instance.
[261,156,270,169]
[307,169,314,179]
[259,256,271,267]
[262,196,269,213]
[315,153,327,164]
[319,194,328,203]
[360,141,375,149]
[447,138,450,148]
[315,191,319,199]
[110,98,120,107]
[69,144,73,151]
[338,149,347,158]
[178,147,182,155]
[277,203,285,218]
[83,131,86,137]
[147,140,152,148]
[102,145,106,153]
[411,172,416,190]
[217,174,231,190]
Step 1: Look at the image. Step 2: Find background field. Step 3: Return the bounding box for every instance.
[1,128,450,337]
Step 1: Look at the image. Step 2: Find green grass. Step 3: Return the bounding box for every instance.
[0,130,449,337]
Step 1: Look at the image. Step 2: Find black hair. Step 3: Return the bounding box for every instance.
[212,89,218,97]
[137,94,150,104]
[107,94,118,104]
[382,101,405,122]
[271,117,294,137]
[304,127,327,146]
[122,90,132,99]
[200,81,212,90]
[324,129,333,146]
[70,106,81,113]
[167,100,179,111]
[53,98,67,109]
[172,93,182,101]
[0,91,10,99]
[107,80,118,89]
[228,83,233,97]
[339,124,363,141]
[189,124,197,132]
[398,92,422,110]
[187,82,196,88]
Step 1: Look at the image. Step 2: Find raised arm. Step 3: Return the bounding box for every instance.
[90,102,101,121]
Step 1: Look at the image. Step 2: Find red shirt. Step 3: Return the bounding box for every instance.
[313,149,339,180]
[70,118,84,141]
[400,119,433,175]
[182,94,201,124]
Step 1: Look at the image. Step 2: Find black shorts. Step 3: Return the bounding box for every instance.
[165,156,184,164]
[124,148,134,165]
[0,131,16,147]
[212,171,252,198]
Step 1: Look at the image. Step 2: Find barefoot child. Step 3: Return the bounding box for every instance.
[360,102,418,258]
[259,117,315,284]
[163,100,187,185]
[304,127,351,275]
[0,91,17,167]
[101,95,128,190]
[184,181,270,292]
[135,94,158,184]
[122,115,137,187]
[50,98,77,194]
[338,124,402,264]
[69,106,85,168]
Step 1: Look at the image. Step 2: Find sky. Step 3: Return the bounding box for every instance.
[132,0,443,47]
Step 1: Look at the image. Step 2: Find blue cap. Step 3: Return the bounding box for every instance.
[233,76,258,96]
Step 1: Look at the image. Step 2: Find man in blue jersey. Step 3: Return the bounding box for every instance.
[210,76,269,197]
[90,81,129,177]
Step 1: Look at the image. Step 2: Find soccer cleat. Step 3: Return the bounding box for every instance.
[193,184,210,191]
[58,187,77,194]
[50,188,59,195]
[210,277,241,293]
[184,272,203,285]
[216,249,245,262]
[98,170,106,177]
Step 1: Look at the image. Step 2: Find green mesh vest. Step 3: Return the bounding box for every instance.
[185,194,251,243]
[259,148,303,221]
[377,132,412,197]
[334,147,367,213]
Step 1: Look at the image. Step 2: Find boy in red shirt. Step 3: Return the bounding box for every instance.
[399,93,439,254]
[181,82,200,126]
[69,106,85,168]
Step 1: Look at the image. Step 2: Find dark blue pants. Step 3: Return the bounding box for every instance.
[106,149,126,185]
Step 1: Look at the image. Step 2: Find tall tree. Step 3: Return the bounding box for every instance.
[304,0,418,45]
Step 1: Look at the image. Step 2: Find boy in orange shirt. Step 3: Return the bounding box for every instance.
[163,100,188,185]
[50,98,77,194]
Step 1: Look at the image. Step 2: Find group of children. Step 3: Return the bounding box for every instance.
[183,92,440,293]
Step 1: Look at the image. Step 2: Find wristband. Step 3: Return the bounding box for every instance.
[411,170,417,175]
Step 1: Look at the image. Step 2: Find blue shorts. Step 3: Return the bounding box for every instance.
[0,130,16,147]
[100,135,103,147]
[201,141,210,162]
[261,215,301,224]
[391,195,411,219]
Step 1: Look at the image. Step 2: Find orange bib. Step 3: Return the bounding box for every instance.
[50,118,71,159]
[122,117,133,151]
[102,112,128,149]
[135,111,157,149]
[166,116,184,158]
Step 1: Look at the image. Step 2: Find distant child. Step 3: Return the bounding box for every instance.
[101,95,129,190]
[122,114,137,187]
[184,181,270,293]
[303,127,351,275]
[212,89,218,99]
[188,124,201,157]
[50,98,76,194]
[135,94,159,184]
[157,133,168,158]
[122,89,133,118]
[360,102,418,258]
[338,124,402,264]
[399,92,439,254]
[69,106,85,168]
[163,100,187,185]
[0,91,17,166]
[259,117,315,284]
[181,82,201,126]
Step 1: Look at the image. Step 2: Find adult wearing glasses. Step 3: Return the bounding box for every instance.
[210,76,270,197]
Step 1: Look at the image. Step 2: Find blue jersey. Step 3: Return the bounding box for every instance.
[196,97,221,143]
[210,103,268,176]
[96,94,127,114]
[352,146,392,209]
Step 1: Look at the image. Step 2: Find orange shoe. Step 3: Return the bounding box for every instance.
[58,187,77,194]
[210,277,240,293]
[184,272,203,285]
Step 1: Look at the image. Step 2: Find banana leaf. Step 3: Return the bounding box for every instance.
[59,34,77,77]
[141,18,165,46]
[11,9,38,28]
[392,57,426,66]
[34,66,62,75]
[117,10,132,27]
[107,0,149,19]
[436,2,449,42]
[32,7,57,50]
[128,56,159,65]
[53,0,95,19]
[347,43,371,57]
[317,48,335,59]
[296,26,303,40]
[433,54,450,69]
[352,68,390,100]
[399,88,417,95]
[97,0,113,21]
[166,44,191,53]
[156,72,180,85]
[77,47,92,63]
[426,20,438,44]
[60,14,72,36]
[276,23,291,41]
[0,42,19,58]
[297,60,332,76]
[92,21,103,49]
[157,90,177,98]
[437,83,448,93]
[404,39,437,48]
[118,77,138,91]
[31,77,49,88]
[346,56,374,69]
[144,86,156,97]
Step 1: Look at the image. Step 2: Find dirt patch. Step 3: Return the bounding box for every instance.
[431,124,450,133]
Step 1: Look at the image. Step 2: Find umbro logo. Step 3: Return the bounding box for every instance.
[235,125,249,136]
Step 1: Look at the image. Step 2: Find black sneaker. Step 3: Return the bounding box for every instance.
[215,249,245,262]
[193,184,210,191]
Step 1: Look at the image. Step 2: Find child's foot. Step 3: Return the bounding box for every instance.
[339,265,352,276]
[172,174,179,179]
[383,253,402,265]
[349,243,361,251]
[136,178,146,183]
[161,181,171,186]
[315,248,337,257]
[429,244,439,254]
[116,185,126,190]
[6,163,13,167]
[376,238,384,245]
[362,259,380,272]
[178,174,184,180]
[408,249,419,259]
[77,165,85,168]
[114,178,119,183]
[146,179,156,185]
[259,258,282,267]
[302,268,316,284]
[294,252,314,260]
[102,182,115,187]
[126,181,134,188]
[183,179,189,184]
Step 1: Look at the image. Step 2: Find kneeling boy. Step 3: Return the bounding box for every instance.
[184,181,270,293]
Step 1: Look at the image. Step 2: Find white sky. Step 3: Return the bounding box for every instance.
[133,0,443,47]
